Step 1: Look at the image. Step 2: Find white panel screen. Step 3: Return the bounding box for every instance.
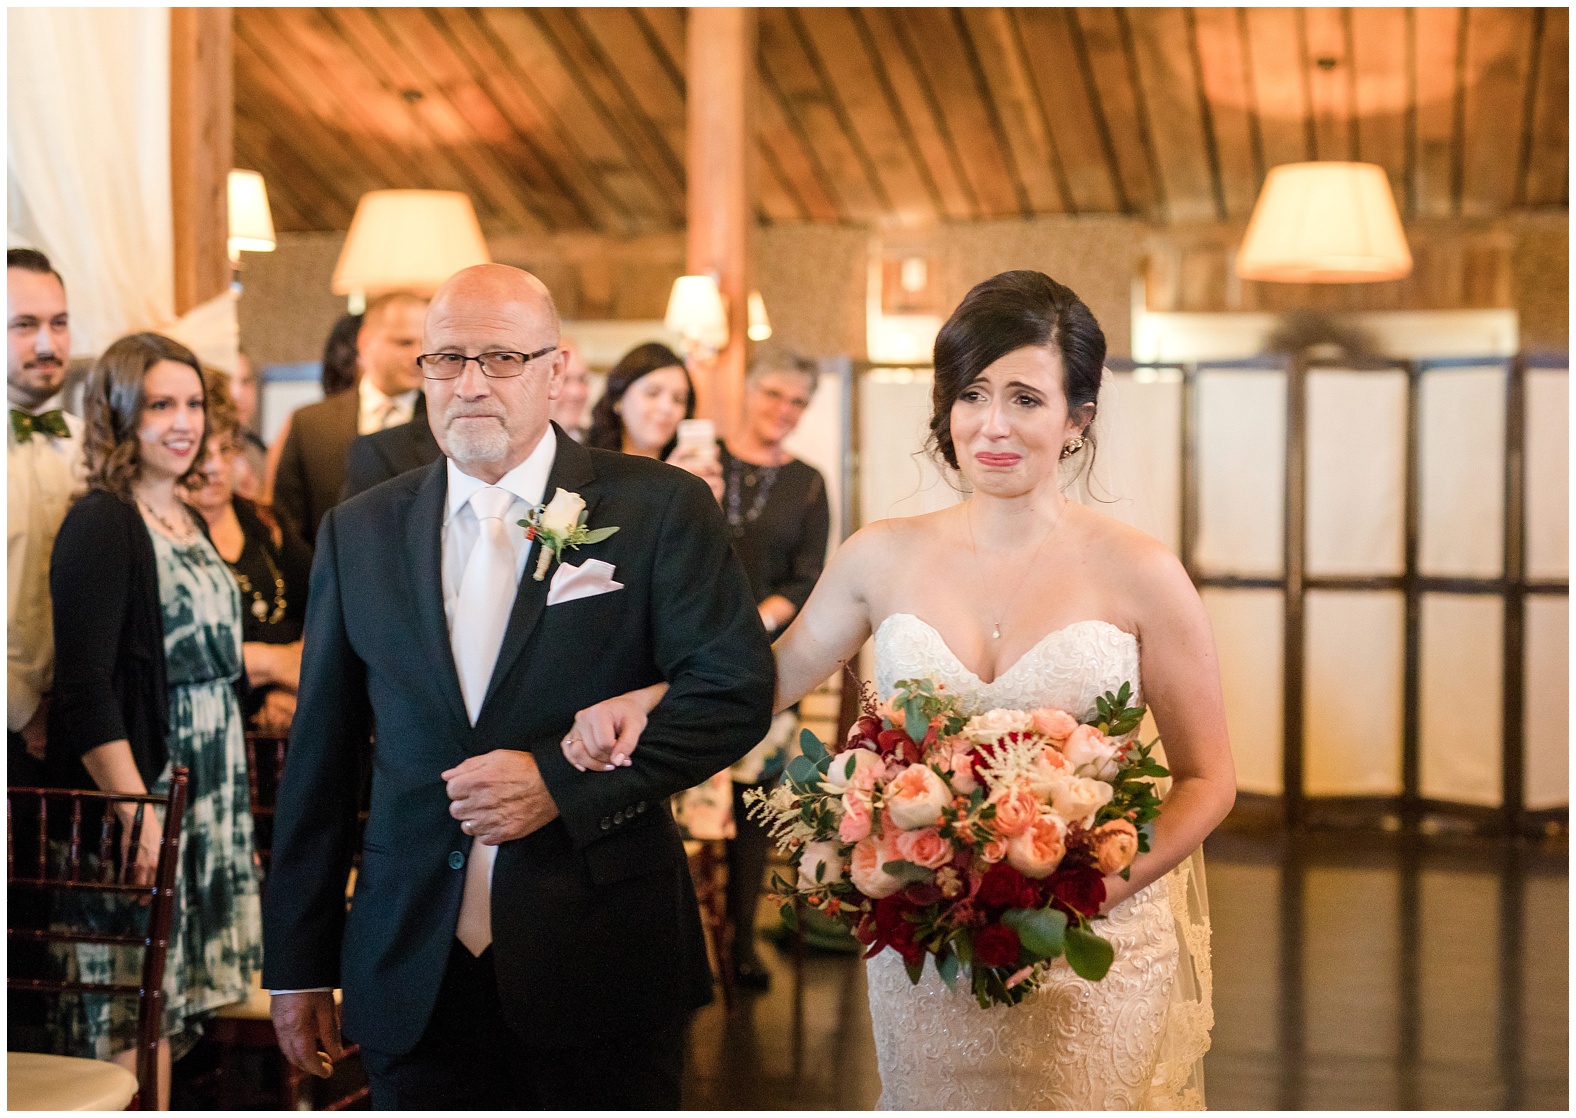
[1079,370,1183,554]
[1419,594,1504,806]
[1418,367,1505,578]
[1195,369,1285,577]
[782,369,847,551]
[1304,591,1404,796]
[1524,369,1568,581]
[1201,588,1283,794]
[1524,596,1569,810]
[857,370,959,525]
[1306,370,1407,576]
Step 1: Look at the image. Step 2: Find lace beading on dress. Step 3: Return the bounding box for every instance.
[866,614,1212,1110]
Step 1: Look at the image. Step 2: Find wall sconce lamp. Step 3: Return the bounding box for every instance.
[664,274,730,358]
[746,291,772,342]
[227,170,275,262]
[1237,162,1412,283]
[332,189,491,311]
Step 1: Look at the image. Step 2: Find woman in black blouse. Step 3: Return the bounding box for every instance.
[184,370,311,733]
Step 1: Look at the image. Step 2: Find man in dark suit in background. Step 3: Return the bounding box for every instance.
[272,290,428,544]
[339,391,442,500]
[263,264,774,1109]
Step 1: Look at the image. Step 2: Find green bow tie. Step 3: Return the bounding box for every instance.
[11,408,69,441]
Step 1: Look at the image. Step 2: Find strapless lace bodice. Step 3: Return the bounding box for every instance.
[866,613,1202,1110]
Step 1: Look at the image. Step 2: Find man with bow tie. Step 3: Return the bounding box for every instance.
[263,264,774,1108]
[7,248,82,778]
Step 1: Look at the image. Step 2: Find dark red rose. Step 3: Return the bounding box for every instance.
[877,728,921,763]
[978,863,1037,910]
[850,714,883,747]
[873,894,911,939]
[1049,865,1106,917]
[973,923,1021,968]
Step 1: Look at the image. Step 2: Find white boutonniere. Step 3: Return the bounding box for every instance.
[521,488,620,581]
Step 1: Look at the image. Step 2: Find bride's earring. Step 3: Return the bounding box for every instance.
[1060,435,1085,460]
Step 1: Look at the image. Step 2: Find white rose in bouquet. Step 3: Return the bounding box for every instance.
[797,840,848,890]
[825,747,885,792]
[1050,775,1115,827]
[962,707,1035,745]
[1063,724,1123,781]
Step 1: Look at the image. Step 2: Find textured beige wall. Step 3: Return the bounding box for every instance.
[1507,212,1569,353]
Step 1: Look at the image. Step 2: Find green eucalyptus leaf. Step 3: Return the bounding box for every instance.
[1002,906,1067,960]
[786,755,818,786]
[881,859,935,885]
[937,950,960,991]
[904,955,925,984]
[577,526,619,545]
[800,729,828,764]
[1064,926,1115,981]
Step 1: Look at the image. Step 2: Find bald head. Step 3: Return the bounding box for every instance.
[422,264,568,483]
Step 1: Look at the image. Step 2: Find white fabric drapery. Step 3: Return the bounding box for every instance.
[7,7,237,370]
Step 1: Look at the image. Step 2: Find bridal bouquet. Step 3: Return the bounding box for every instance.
[746,678,1167,1008]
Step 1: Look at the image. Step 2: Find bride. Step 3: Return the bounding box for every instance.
[564,270,1236,1109]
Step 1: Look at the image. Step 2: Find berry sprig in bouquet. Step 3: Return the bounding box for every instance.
[747,678,1167,1008]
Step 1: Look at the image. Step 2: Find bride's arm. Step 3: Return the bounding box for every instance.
[1102,544,1236,912]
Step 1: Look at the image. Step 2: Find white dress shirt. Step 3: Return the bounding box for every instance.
[357,377,419,435]
[7,397,83,731]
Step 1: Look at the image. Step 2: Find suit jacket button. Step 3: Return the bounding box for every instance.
[636,801,647,813]
[448,851,464,869]
[600,817,612,831]
[613,809,625,825]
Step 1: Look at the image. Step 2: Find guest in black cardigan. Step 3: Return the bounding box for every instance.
[48,333,262,1106]
[184,369,311,734]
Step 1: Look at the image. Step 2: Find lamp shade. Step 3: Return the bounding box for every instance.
[331,190,490,297]
[1237,162,1412,283]
[664,275,729,351]
[746,291,772,341]
[227,169,275,257]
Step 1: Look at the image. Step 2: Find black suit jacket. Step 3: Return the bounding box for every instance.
[272,389,359,546]
[261,427,776,1054]
[340,395,442,502]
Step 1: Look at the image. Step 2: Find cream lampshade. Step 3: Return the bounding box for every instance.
[331,190,490,298]
[227,170,275,261]
[1237,162,1412,283]
[664,274,729,353]
[746,291,772,342]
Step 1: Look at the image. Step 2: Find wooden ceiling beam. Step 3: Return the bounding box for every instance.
[1460,7,1537,217]
[1192,5,1262,219]
[789,8,938,225]
[1519,7,1568,208]
[1303,7,1357,162]
[1127,8,1219,222]
[959,8,1072,215]
[1244,7,1313,171]
[233,129,314,233]
[1350,8,1410,213]
[232,107,348,231]
[1012,9,1122,215]
[569,8,688,187]
[756,139,806,224]
[1071,8,1161,219]
[756,57,844,222]
[1411,7,1465,217]
[851,9,975,221]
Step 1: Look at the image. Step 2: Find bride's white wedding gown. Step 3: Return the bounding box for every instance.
[867,613,1213,1110]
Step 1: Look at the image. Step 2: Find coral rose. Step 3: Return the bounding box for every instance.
[826,747,885,791]
[1007,815,1068,879]
[1063,724,1122,780]
[850,835,907,898]
[885,763,951,830]
[1030,707,1079,742]
[895,826,953,869]
[947,750,979,795]
[973,923,1022,968]
[987,784,1040,838]
[1050,775,1115,827]
[838,791,873,843]
[1090,818,1140,875]
[797,840,847,890]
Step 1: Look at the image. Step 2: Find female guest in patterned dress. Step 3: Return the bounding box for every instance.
[48,333,262,1108]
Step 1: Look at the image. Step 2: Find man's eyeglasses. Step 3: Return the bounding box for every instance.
[416,345,558,380]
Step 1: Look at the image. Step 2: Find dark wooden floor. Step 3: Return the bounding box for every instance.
[685,829,1569,1110]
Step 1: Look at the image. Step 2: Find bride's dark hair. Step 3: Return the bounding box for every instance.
[927,270,1106,471]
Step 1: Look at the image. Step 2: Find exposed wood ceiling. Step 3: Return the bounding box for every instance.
[234,7,1569,236]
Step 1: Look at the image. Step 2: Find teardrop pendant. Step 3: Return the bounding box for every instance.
[992,626,1001,639]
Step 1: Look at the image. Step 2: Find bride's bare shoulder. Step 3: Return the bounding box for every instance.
[1072,505,1197,611]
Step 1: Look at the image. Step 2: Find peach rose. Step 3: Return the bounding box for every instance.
[885,763,951,830]
[1026,747,1071,798]
[1030,707,1079,742]
[980,837,1010,864]
[1050,775,1115,827]
[896,826,953,870]
[948,750,980,795]
[987,785,1040,838]
[850,834,907,898]
[797,840,848,890]
[1007,815,1068,878]
[826,747,885,792]
[875,696,905,728]
[838,791,873,843]
[1090,818,1140,875]
[1064,724,1123,780]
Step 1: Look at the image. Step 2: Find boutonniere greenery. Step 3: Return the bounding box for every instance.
[521,488,619,581]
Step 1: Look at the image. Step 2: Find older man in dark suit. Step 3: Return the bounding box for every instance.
[263,264,774,1109]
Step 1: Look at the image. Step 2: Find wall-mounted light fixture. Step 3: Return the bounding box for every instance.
[227,170,275,262]
[664,274,729,358]
[746,291,772,342]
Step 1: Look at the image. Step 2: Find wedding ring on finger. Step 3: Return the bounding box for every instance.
[462,820,474,834]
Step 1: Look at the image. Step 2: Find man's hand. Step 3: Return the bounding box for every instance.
[560,683,669,772]
[20,699,48,762]
[271,990,345,1079]
[254,689,297,735]
[441,750,560,845]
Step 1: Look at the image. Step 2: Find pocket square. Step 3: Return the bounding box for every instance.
[547,558,624,606]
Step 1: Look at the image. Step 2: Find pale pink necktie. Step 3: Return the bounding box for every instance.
[452,486,519,956]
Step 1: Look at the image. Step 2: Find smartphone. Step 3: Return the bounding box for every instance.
[676,418,717,458]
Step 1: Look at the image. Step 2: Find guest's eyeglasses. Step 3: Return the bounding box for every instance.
[416,345,558,380]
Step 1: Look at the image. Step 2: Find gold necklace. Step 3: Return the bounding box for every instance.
[230,543,287,625]
[137,498,197,544]
[964,500,1062,640]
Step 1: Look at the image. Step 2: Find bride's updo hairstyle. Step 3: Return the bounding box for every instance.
[928,269,1106,472]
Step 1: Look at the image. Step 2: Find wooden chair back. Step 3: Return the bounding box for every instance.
[7,769,189,1110]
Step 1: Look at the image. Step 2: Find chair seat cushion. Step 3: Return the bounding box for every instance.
[7,1051,139,1111]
